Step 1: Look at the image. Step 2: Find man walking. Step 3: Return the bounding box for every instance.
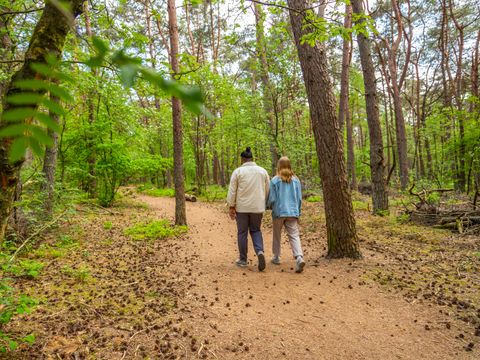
[227,147,270,271]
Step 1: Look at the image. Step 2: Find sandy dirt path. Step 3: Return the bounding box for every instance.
[140,195,476,360]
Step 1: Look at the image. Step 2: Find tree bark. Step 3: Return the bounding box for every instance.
[351,0,388,214]
[167,0,186,225]
[287,0,361,259]
[84,0,97,197]
[41,95,60,218]
[346,98,357,191]
[0,0,84,244]
[337,4,352,133]
[254,2,280,175]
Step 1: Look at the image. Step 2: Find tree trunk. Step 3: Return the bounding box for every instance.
[0,0,84,244]
[351,0,388,214]
[254,2,280,175]
[287,0,361,259]
[41,95,60,218]
[84,0,97,197]
[346,98,357,191]
[168,0,186,225]
[337,4,352,133]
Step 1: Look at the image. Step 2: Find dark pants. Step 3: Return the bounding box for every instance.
[236,212,264,261]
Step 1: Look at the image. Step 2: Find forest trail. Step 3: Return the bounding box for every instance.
[139,195,475,360]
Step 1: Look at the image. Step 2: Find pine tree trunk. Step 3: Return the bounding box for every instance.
[337,4,352,133]
[168,0,186,225]
[0,0,84,244]
[287,0,361,259]
[351,0,388,214]
[346,100,357,191]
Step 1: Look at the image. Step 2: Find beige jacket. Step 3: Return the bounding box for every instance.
[227,162,270,213]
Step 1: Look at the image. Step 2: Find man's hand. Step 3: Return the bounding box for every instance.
[229,207,236,220]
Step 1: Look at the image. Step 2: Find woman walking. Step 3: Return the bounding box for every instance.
[267,157,305,273]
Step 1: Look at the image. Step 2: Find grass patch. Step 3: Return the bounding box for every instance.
[306,195,322,203]
[352,200,370,211]
[124,220,188,241]
[138,184,175,198]
[197,185,228,202]
[61,265,91,283]
[103,221,113,230]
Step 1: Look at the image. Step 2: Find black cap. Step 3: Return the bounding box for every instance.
[241,147,253,159]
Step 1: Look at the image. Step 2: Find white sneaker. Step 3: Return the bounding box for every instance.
[295,256,305,273]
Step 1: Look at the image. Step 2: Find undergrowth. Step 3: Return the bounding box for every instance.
[124,220,188,241]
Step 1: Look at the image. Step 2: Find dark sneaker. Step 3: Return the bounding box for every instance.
[295,256,305,273]
[271,255,281,265]
[257,252,266,272]
[236,259,248,267]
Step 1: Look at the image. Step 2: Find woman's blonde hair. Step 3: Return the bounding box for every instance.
[277,156,294,183]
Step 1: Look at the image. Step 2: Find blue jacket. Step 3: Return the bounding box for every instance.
[267,176,302,219]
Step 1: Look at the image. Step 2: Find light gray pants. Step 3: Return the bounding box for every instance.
[272,217,303,258]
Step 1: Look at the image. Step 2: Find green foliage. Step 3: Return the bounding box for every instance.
[2,260,44,279]
[103,221,113,230]
[306,195,322,203]
[124,220,188,241]
[61,265,91,283]
[139,185,175,198]
[0,278,37,353]
[197,185,228,202]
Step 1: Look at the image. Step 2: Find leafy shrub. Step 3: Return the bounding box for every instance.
[2,260,44,279]
[306,195,322,203]
[124,220,187,241]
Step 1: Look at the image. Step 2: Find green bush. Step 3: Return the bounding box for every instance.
[306,195,322,203]
[124,220,187,241]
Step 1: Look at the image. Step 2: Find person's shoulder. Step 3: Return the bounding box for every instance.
[271,175,281,183]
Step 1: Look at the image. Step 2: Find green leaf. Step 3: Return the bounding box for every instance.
[9,137,28,162]
[36,113,61,132]
[119,64,138,87]
[45,84,73,102]
[92,36,109,55]
[8,340,17,351]
[41,98,66,115]
[2,108,36,122]
[6,93,45,105]
[22,334,35,345]
[30,63,54,77]
[28,137,43,156]
[14,79,48,91]
[29,126,53,146]
[0,124,29,137]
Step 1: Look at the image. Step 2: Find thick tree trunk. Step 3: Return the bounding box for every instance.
[287,0,361,259]
[351,0,388,214]
[41,96,60,218]
[168,0,186,225]
[0,0,84,244]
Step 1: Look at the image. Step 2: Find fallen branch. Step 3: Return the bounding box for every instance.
[9,209,68,262]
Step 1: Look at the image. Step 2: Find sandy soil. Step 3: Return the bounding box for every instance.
[140,195,478,360]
